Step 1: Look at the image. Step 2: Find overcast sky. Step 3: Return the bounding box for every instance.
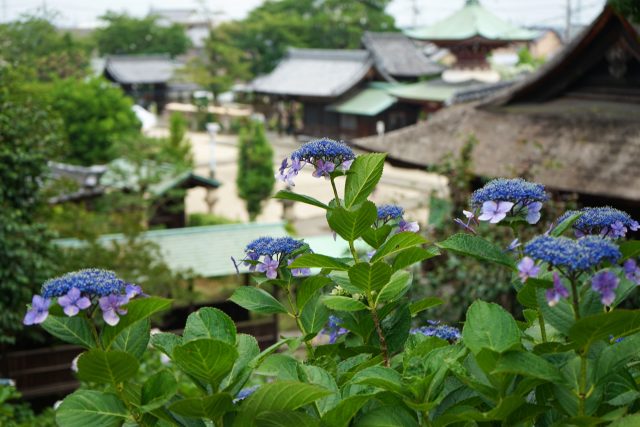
[2,0,607,29]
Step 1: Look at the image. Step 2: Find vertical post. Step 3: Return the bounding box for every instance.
[205,122,221,213]
[565,0,572,42]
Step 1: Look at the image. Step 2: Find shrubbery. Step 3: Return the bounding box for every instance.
[22,139,640,425]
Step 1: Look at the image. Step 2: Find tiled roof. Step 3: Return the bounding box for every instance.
[362,32,443,78]
[327,83,397,116]
[105,55,177,84]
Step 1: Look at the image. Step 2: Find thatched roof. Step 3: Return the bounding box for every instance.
[355,7,640,201]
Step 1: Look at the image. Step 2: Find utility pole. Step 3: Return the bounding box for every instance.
[565,0,572,42]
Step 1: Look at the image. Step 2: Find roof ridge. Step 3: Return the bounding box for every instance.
[287,48,370,61]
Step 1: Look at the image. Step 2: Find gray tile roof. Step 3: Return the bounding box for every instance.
[362,32,443,79]
[250,48,373,98]
[105,55,177,84]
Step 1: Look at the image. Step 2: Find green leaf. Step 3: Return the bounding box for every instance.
[102,297,172,349]
[302,365,340,414]
[536,288,575,335]
[183,307,236,344]
[370,232,428,263]
[392,246,439,272]
[376,271,411,305]
[223,333,260,394]
[569,310,640,350]
[168,393,234,420]
[620,240,640,261]
[41,315,96,349]
[150,332,182,357]
[274,189,329,210]
[76,349,139,386]
[289,253,350,271]
[233,381,332,426]
[173,339,238,387]
[354,405,418,427]
[436,233,516,270]
[301,294,330,337]
[348,262,392,294]
[230,287,288,314]
[328,202,377,242]
[344,153,386,208]
[409,297,443,316]
[362,225,393,249]
[297,276,332,311]
[492,351,564,383]
[462,301,521,354]
[141,370,178,412]
[322,295,368,312]
[56,390,127,427]
[322,394,375,427]
[256,411,320,427]
[351,366,406,396]
[551,212,582,237]
[111,319,150,359]
[595,334,640,384]
[610,415,640,426]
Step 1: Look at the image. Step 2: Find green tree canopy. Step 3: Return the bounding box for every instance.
[94,12,191,57]
[236,120,275,221]
[0,14,91,81]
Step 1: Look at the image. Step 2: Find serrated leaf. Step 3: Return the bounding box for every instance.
[370,232,428,263]
[344,153,386,208]
[274,190,329,210]
[77,349,139,386]
[174,339,238,387]
[328,202,377,242]
[362,225,393,249]
[376,271,411,305]
[462,301,521,354]
[409,297,443,316]
[56,390,127,427]
[348,262,391,294]
[102,297,172,349]
[111,319,150,359]
[41,315,96,349]
[436,233,516,270]
[354,405,418,427]
[289,254,350,271]
[230,287,288,314]
[392,246,439,271]
[492,351,564,383]
[141,370,178,412]
[297,276,333,311]
[150,332,182,357]
[551,212,582,237]
[351,366,406,396]
[322,394,375,427]
[569,310,640,350]
[322,295,368,312]
[256,411,320,427]
[183,307,236,344]
[301,294,330,337]
[168,393,234,420]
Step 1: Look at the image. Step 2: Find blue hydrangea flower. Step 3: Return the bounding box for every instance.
[41,269,127,299]
[234,385,259,403]
[623,259,640,285]
[524,235,621,272]
[546,272,569,307]
[23,295,51,325]
[591,271,619,306]
[238,236,306,279]
[377,204,404,223]
[470,178,549,224]
[557,207,639,239]
[410,320,461,342]
[322,315,348,344]
[276,138,355,185]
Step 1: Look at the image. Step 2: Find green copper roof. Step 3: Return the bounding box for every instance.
[327,85,397,116]
[388,82,459,103]
[405,1,537,41]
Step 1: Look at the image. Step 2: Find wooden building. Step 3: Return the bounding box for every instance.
[355,6,640,211]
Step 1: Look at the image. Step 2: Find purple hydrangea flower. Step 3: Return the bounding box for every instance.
[623,259,640,285]
[592,271,619,306]
[610,221,627,238]
[471,179,548,224]
[287,257,311,277]
[477,201,514,224]
[546,272,570,307]
[398,219,420,233]
[234,385,259,403]
[526,201,543,224]
[507,238,521,252]
[312,159,335,178]
[557,207,638,239]
[99,294,129,326]
[257,255,279,279]
[23,295,51,325]
[125,284,143,299]
[342,159,354,171]
[517,257,540,282]
[454,210,477,234]
[276,138,354,186]
[58,287,91,317]
[322,315,348,344]
[243,251,260,272]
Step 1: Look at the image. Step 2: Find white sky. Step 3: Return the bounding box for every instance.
[2,0,607,29]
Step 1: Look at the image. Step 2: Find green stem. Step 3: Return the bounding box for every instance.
[330,177,341,206]
[578,354,587,416]
[371,307,390,367]
[285,282,314,359]
[539,312,548,342]
[570,277,581,321]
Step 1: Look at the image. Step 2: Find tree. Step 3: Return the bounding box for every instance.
[0,67,61,344]
[94,12,191,57]
[609,0,640,22]
[47,77,141,165]
[236,121,275,221]
[0,14,91,81]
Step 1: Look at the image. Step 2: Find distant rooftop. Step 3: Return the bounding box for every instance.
[327,83,397,116]
[405,0,536,42]
[250,48,373,98]
[104,55,177,85]
[362,32,442,79]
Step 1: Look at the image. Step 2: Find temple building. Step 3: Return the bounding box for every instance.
[405,0,536,83]
[356,6,640,212]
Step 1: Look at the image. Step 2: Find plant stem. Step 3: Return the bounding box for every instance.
[285,283,314,358]
[539,312,547,342]
[570,277,581,320]
[578,354,587,416]
[330,177,341,206]
[371,307,390,367]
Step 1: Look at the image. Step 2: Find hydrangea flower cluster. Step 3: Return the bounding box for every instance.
[524,235,621,272]
[24,269,142,327]
[238,236,308,279]
[275,138,355,185]
[410,320,461,342]
[557,207,639,238]
[375,204,420,233]
[470,178,549,225]
[321,315,348,344]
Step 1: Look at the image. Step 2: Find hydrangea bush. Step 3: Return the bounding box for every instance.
[23,139,640,426]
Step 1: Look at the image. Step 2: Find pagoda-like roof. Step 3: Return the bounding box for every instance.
[406,0,536,43]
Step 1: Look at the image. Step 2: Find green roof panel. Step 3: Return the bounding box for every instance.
[388,82,459,103]
[405,0,537,42]
[328,87,397,116]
